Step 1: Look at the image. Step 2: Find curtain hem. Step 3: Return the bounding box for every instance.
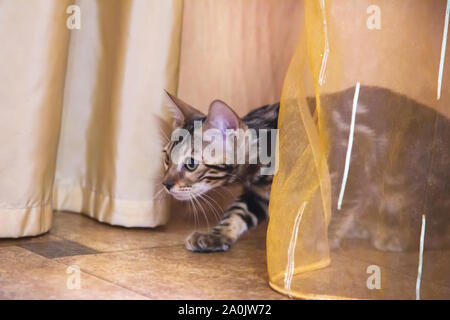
[52,181,170,228]
[0,204,52,238]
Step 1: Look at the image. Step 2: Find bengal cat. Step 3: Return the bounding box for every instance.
[162,87,449,253]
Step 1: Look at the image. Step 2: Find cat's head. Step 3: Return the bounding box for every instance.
[162,91,247,201]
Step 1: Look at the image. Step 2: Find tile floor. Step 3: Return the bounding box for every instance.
[0,211,284,299]
[1,210,448,299]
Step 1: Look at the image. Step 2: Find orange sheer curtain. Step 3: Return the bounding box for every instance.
[268,0,450,299]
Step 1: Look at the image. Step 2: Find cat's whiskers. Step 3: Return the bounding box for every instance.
[188,194,199,230]
[191,193,210,230]
[193,191,223,223]
[198,192,224,221]
[159,129,170,143]
[201,195,222,222]
[152,187,167,201]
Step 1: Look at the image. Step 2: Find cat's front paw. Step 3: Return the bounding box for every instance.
[185,232,232,253]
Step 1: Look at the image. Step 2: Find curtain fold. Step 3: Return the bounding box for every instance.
[0,0,183,237]
[0,0,71,237]
[52,0,183,228]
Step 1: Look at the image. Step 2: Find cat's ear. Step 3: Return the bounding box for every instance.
[164,90,204,128]
[205,100,241,134]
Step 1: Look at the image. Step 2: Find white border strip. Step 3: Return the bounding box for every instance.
[416,214,426,300]
[437,0,450,100]
[284,202,307,295]
[337,82,360,210]
[318,0,329,86]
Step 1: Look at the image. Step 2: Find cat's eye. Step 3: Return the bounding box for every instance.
[184,157,198,171]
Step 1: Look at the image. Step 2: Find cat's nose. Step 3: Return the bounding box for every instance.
[163,181,174,191]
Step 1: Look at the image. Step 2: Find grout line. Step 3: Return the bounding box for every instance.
[52,259,149,299]
[52,243,186,257]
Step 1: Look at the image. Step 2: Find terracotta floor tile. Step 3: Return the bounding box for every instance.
[56,225,284,300]
[50,211,194,252]
[51,210,266,253]
[1,210,276,299]
[2,208,447,299]
[0,246,147,299]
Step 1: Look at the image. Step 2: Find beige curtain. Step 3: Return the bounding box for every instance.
[0,0,182,237]
[53,0,182,228]
[0,0,71,237]
[0,0,302,238]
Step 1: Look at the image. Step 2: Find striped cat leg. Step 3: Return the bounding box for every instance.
[185,191,268,253]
